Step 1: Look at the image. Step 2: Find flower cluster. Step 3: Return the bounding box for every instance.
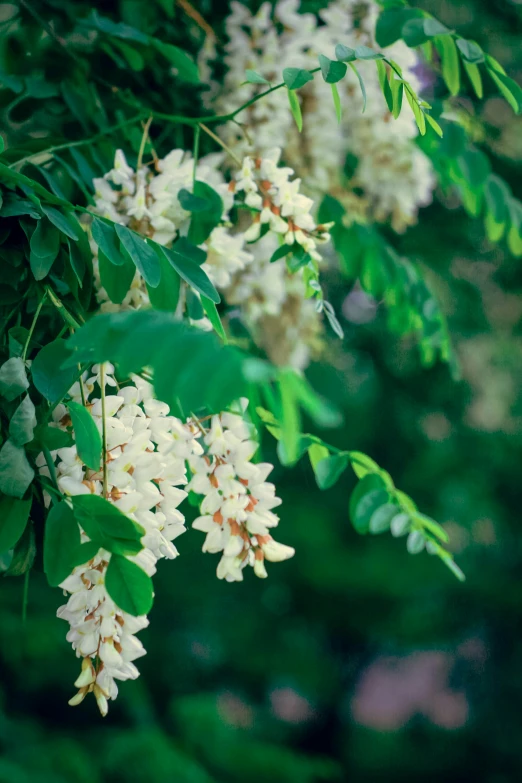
[232,148,332,258]
[38,366,201,714]
[92,148,326,370]
[200,0,435,232]
[188,401,294,581]
[92,148,253,313]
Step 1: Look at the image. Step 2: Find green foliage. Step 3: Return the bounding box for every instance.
[67,401,102,471]
[105,553,154,616]
[0,496,31,553]
[71,495,144,556]
[43,500,81,587]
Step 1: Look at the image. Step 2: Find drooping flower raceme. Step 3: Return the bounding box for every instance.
[188,401,294,581]
[200,0,435,232]
[91,148,253,315]
[38,367,202,715]
[92,148,328,371]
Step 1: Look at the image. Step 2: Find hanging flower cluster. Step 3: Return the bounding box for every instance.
[200,0,435,232]
[188,401,294,582]
[37,364,290,714]
[38,367,201,714]
[92,148,252,312]
[92,148,326,370]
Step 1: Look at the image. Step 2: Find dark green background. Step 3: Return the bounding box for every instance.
[1,1,522,780]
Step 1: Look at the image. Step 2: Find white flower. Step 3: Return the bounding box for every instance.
[188,401,293,582]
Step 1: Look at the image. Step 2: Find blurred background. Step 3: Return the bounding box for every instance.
[1,0,522,781]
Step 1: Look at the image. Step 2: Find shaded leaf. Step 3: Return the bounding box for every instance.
[105,554,153,616]
[68,400,102,471]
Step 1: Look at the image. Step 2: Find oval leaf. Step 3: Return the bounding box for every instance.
[68,400,102,471]
[115,224,161,287]
[44,499,82,586]
[0,496,31,552]
[71,494,144,555]
[105,553,153,616]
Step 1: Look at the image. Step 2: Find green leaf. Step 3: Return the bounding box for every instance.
[369,502,398,534]
[390,512,411,537]
[308,443,329,471]
[487,68,522,114]
[318,54,347,84]
[98,247,136,304]
[178,188,212,213]
[115,225,162,288]
[331,83,342,122]
[65,312,247,413]
[9,394,37,446]
[407,529,425,554]
[507,200,522,257]
[201,297,227,342]
[405,89,426,135]
[335,44,356,62]
[456,38,484,64]
[354,45,384,61]
[187,181,223,245]
[463,60,483,99]
[29,217,60,280]
[71,495,144,556]
[91,218,126,266]
[314,454,350,490]
[4,523,35,576]
[105,553,153,616]
[485,175,508,224]
[41,205,81,240]
[32,339,80,403]
[162,240,219,303]
[376,60,393,112]
[283,68,314,90]
[278,371,301,466]
[71,540,102,568]
[423,18,453,37]
[67,400,102,471]
[152,40,200,84]
[401,19,429,47]
[349,473,390,534]
[436,35,460,96]
[390,76,404,118]
[146,248,181,311]
[0,439,34,498]
[348,63,366,112]
[244,69,270,85]
[0,357,29,401]
[31,423,73,451]
[270,243,294,263]
[376,7,424,48]
[0,496,31,552]
[425,114,443,138]
[287,89,303,132]
[348,451,381,479]
[43,500,82,586]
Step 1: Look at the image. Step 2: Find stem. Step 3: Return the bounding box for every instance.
[99,363,109,499]
[136,116,153,172]
[42,445,60,497]
[192,124,201,186]
[199,123,241,165]
[118,68,322,129]
[45,285,82,329]
[22,290,47,361]
[9,114,145,170]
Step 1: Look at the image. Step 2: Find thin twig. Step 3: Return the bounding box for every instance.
[136,116,153,171]
[199,123,241,165]
[22,290,47,361]
[99,363,109,499]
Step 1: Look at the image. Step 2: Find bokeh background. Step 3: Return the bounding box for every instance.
[1,0,522,780]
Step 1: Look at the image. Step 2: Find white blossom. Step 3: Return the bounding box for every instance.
[187,401,294,582]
